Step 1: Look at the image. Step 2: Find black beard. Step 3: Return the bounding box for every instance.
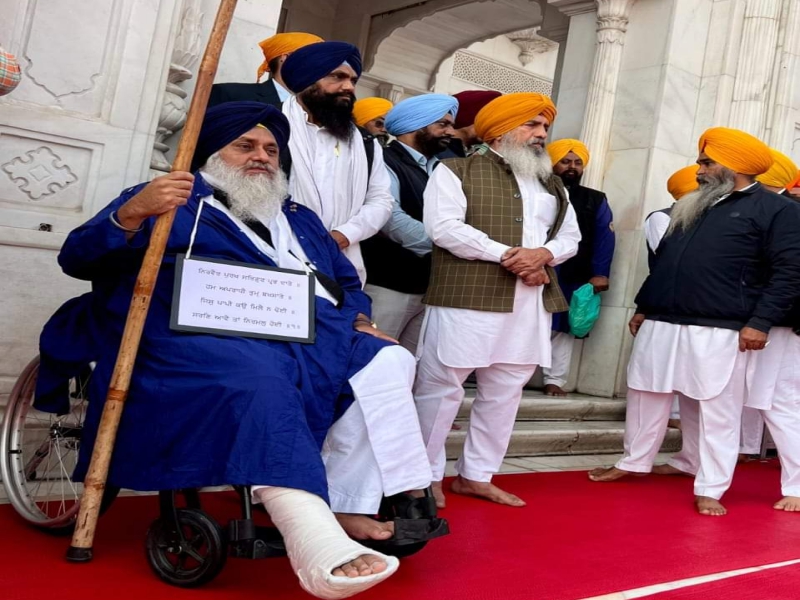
[299,86,356,141]
[558,170,583,187]
[416,130,452,157]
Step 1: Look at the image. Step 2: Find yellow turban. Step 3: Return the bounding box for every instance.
[474,93,557,142]
[698,127,773,176]
[257,32,323,82]
[667,165,699,200]
[352,98,393,127]
[547,139,590,166]
[756,148,798,189]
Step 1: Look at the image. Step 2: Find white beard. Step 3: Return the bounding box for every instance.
[667,168,736,234]
[497,138,553,181]
[201,153,288,223]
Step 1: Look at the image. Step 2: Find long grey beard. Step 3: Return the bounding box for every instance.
[497,138,553,181]
[667,169,736,235]
[201,153,288,223]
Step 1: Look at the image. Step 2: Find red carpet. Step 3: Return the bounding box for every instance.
[2,461,800,600]
[646,563,800,599]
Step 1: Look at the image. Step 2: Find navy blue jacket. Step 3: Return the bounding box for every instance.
[635,183,800,333]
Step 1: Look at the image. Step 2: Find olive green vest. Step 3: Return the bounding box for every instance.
[423,151,570,313]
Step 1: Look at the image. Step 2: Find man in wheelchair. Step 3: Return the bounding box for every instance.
[36,101,445,599]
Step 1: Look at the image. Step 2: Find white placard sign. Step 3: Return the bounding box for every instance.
[170,254,315,343]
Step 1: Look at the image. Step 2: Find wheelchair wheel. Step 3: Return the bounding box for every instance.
[0,356,118,535]
[146,508,228,588]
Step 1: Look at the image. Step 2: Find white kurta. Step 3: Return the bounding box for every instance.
[283,96,393,283]
[421,161,581,369]
[627,320,740,400]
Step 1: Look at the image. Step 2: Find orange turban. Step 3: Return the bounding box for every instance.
[547,139,590,166]
[352,98,393,127]
[474,92,557,142]
[667,165,699,200]
[756,149,798,189]
[790,170,800,190]
[257,32,323,82]
[698,127,773,175]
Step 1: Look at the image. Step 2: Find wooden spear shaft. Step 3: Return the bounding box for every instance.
[67,0,238,562]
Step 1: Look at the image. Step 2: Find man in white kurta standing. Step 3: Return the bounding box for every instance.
[589,128,800,517]
[279,41,394,284]
[414,93,581,508]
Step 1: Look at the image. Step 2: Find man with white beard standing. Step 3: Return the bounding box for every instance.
[414,93,581,508]
[589,127,800,517]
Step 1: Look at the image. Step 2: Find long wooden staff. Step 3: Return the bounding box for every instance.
[67,0,238,562]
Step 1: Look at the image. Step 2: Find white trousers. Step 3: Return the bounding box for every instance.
[667,395,700,475]
[740,406,765,455]
[618,351,748,499]
[323,345,432,514]
[414,347,537,482]
[363,284,425,355]
[542,331,573,387]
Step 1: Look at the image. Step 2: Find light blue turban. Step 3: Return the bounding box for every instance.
[384,94,459,136]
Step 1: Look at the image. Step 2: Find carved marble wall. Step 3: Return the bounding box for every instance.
[0,0,184,403]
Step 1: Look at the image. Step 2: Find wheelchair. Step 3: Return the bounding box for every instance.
[1,355,449,588]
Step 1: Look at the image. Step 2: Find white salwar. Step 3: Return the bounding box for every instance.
[543,331,574,388]
[199,187,432,514]
[621,320,755,499]
[664,327,800,498]
[415,160,581,482]
[283,96,393,284]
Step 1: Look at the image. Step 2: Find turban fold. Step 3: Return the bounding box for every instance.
[790,170,800,190]
[756,148,798,189]
[384,94,459,136]
[667,165,699,200]
[453,90,502,129]
[547,139,590,167]
[282,41,362,94]
[256,32,323,82]
[352,98,393,127]
[192,102,290,171]
[474,92,557,142]
[698,127,773,175]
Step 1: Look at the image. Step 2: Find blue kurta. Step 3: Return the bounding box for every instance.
[36,175,390,501]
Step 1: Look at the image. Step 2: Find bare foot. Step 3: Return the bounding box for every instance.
[588,466,635,482]
[738,453,757,463]
[774,496,800,512]
[450,475,526,507]
[332,554,388,578]
[450,422,462,431]
[431,480,446,509]
[668,419,682,430]
[652,464,693,476]
[695,495,727,516]
[544,384,568,397]
[335,514,394,540]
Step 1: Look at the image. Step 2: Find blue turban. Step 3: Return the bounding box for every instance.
[282,41,363,94]
[384,94,459,136]
[191,101,290,171]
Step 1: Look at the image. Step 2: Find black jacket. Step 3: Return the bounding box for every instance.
[362,141,431,294]
[559,184,611,284]
[208,79,282,108]
[635,184,800,332]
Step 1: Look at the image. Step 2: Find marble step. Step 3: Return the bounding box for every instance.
[445,420,682,458]
[459,390,627,422]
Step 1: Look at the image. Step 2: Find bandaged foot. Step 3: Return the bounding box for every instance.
[253,487,399,599]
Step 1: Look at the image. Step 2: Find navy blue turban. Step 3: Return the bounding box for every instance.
[385,94,459,136]
[191,101,290,171]
[281,41,363,94]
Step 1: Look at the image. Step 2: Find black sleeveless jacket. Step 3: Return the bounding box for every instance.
[362,141,431,294]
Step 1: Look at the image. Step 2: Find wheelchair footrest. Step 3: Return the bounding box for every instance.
[392,516,449,545]
[228,524,287,559]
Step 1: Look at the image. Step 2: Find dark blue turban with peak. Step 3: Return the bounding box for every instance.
[191,101,290,171]
[281,41,363,94]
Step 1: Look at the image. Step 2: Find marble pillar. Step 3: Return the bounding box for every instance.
[766,0,800,156]
[580,0,636,190]
[728,0,781,136]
